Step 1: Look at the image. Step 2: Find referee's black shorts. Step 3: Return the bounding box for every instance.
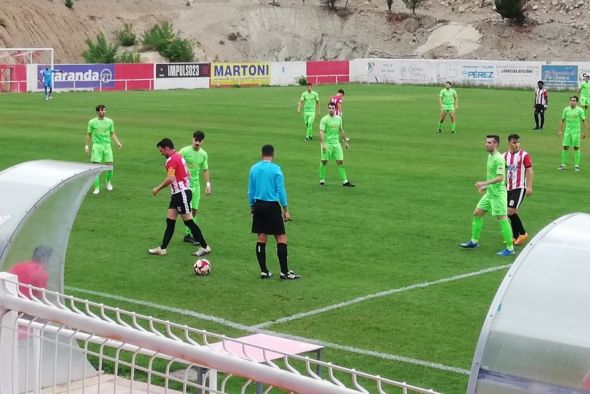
[251,200,285,235]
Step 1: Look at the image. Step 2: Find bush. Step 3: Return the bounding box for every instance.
[401,0,426,14]
[297,76,308,86]
[83,32,119,63]
[116,51,141,64]
[117,23,136,47]
[65,0,74,9]
[162,38,194,62]
[494,0,526,24]
[142,22,176,52]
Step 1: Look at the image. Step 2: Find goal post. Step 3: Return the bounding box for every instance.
[0,48,54,93]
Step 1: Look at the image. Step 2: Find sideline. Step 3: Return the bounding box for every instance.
[66,264,509,377]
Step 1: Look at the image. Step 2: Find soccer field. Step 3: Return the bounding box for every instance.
[1,84,588,393]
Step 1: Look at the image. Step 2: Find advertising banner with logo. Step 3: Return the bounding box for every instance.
[37,64,115,90]
[541,64,578,89]
[154,63,210,90]
[210,62,270,86]
[576,62,590,83]
[361,59,436,84]
[495,61,542,87]
[435,61,495,85]
[306,61,349,85]
[270,62,306,86]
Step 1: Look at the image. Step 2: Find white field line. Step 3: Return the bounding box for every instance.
[65,264,509,376]
[253,264,511,329]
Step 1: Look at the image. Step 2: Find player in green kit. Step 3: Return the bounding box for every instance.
[460,135,515,256]
[577,74,590,113]
[438,81,458,133]
[179,130,211,244]
[558,96,588,172]
[319,103,354,187]
[85,104,123,195]
[297,82,320,141]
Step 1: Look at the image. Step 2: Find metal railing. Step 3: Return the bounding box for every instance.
[0,273,441,394]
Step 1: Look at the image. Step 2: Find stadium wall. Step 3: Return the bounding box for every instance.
[15,60,590,93]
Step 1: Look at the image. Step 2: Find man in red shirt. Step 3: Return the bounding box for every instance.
[8,246,52,299]
[504,134,534,245]
[329,88,345,116]
[148,138,211,257]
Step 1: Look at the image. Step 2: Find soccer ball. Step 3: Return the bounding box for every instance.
[193,259,211,276]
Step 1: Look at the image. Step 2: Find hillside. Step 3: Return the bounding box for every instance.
[1,0,589,63]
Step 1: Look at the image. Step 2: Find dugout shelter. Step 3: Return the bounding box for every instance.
[0,160,108,293]
[468,212,590,393]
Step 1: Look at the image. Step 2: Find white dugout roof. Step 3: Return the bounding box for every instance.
[0,160,108,293]
[469,212,590,393]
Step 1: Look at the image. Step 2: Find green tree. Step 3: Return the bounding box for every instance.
[494,0,526,24]
[64,0,74,9]
[117,23,136,47]
[83,32,119,63]
[401,0,425,14]
[162,38,194,62]
[142,22,176,52]
[116,51,141,63]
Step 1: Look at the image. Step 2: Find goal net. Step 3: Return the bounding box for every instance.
[0,48,53,93]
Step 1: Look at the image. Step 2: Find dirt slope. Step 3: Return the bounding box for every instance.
[0,0,589,63]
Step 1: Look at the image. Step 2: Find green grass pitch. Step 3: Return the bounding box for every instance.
[1,84,588,393]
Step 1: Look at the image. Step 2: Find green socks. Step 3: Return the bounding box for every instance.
[319,163,327,181]
[106,170,113,183]
[500,219,514,250]
[561,150,568,166]
[575,150,581,167]
[306,121,313,138]
[93,175,100,188]
[337,165,347,182]
[471,216,483,243]
[451,122,456,132]
[438,122,443,130]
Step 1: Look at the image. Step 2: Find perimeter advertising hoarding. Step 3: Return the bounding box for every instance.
[541,65,578,89]
[210,63,270,86]
[306,61,349,85]
[156,63,210,78]
[38,64,115,90]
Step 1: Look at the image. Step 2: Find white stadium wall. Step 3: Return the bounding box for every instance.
[270,61,306,86]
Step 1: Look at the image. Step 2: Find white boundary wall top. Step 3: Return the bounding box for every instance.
[468,213,590,393]
[0,160,108,293]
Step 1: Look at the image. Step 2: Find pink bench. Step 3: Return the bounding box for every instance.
[204,333,324,393]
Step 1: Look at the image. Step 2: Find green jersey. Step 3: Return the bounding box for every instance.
[179,146,208,184]
[300,91,319,113]
[439,88,457,106]
[562,106,586,134]
[319,114,343,144]
[87,117,114,144]
[486,151,506,196]
[579,81,590,98]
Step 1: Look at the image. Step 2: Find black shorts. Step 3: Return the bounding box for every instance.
[507,188,526,209]
[534,104,545,113]
[169,189,192,215]
[251,200,285,235]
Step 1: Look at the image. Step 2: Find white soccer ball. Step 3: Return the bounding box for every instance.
[193,259,211,276]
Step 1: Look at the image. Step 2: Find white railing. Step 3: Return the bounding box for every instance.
[0,78,154,93]
[0,273,441,394]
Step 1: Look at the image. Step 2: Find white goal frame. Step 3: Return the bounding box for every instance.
[0,48,54,93]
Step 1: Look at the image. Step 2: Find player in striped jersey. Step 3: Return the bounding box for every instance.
[329,88,345,116]
[533,80,548,130]
[148,138,211,257]
[504,134,533,246]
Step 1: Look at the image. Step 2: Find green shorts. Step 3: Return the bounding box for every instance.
[303,112,316,126]
[191,183,201,210]
[442,105,455,113]
[563,132,581,148]
[580,96,589,107]
[321,143,343,161]
[477,192,507,216]
[90,143,113,163]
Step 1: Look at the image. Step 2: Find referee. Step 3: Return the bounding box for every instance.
[248,144,301,280]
